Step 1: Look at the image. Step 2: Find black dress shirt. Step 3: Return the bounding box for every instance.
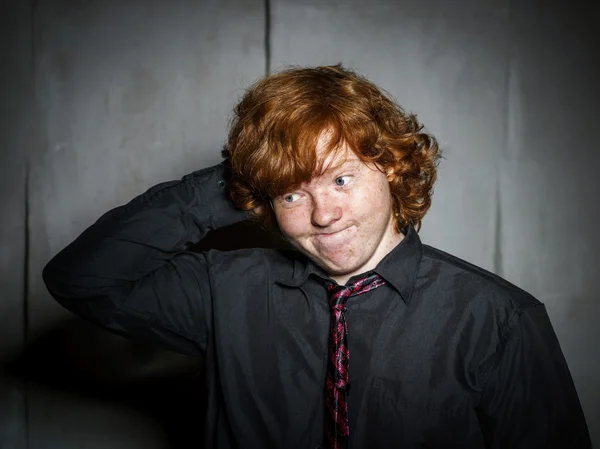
[43,162,591,449]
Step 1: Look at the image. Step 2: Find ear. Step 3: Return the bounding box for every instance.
[252,204,266,216]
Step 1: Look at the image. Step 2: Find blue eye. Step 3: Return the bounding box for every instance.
[283,193,300,203]
[335,176,350,186]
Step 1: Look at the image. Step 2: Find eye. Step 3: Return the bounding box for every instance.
[335,176,351,186]
[283,193,301,203]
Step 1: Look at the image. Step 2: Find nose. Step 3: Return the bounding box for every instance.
[311,192,342,228]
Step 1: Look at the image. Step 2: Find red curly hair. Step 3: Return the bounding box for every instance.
[222,64,441,233]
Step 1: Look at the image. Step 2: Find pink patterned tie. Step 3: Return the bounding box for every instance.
[324,273,387,449]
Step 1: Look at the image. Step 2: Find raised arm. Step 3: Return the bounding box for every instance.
[42,162,248,356]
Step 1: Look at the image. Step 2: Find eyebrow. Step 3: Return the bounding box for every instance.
[322,158,361,174]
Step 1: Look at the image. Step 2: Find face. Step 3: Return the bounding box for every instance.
[272,139,404,285]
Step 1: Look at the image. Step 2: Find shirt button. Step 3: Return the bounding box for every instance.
[216,179,226,188]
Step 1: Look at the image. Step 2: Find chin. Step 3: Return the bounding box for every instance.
[301,246,368,276]
[322,259,365,277]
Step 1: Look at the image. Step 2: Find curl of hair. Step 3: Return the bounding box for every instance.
[222,64,441,234]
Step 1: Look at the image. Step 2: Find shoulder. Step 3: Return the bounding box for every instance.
[419,244,541,322]
[418,245,550,381]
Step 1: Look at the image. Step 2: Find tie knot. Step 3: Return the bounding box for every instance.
[326,273,386,307]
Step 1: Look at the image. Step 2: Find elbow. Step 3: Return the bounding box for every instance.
[42,255,71,299]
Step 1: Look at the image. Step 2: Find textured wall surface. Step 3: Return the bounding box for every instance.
[1,0,598,447]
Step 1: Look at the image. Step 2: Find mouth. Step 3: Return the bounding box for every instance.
[317,226,351,237]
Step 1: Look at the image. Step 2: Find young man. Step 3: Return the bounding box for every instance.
[43,65,591,449]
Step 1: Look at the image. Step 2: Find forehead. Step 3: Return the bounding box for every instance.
[314,135,363,175]
[319,151,362,173]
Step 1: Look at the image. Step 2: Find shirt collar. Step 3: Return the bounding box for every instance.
[274,225,423,305]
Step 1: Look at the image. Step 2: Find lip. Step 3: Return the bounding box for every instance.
[318,226,350,237]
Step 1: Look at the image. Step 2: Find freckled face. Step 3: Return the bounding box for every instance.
[272,143,404,285]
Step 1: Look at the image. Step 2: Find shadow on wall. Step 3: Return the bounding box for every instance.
[7,221,287,449]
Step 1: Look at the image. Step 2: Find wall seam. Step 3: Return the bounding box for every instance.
[23,1,37,448]
[264,0,271,75]
[493,1,514,278]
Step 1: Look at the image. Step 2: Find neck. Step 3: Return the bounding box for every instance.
[330,228,405,285]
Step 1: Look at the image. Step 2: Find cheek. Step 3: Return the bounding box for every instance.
[370,179,392,207]
[350,182,392,223]
[275,207,310,237]
[351,184,386,212]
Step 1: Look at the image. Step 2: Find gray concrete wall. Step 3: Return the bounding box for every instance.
[1,0,597,447]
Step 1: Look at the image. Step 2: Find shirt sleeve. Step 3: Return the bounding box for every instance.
[42,162,248,356]
[477,303,592,448]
